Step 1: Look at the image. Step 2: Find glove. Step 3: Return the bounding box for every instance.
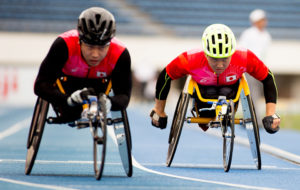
[150,110,168,129]
[67,88,95,106]
[262,114,280,134]
[99,93,111,114]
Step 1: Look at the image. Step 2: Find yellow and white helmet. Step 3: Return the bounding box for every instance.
[202,24,236,58]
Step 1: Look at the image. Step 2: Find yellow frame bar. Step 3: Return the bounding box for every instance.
[182,74,251,125]
[186,74,250,103]
[55,78,112,96]
[188,117,244,125]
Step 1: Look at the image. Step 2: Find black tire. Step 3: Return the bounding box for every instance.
[25,97,49,175]
[118,109,133,177]
[222,100,235,172]
[94,96,107,180]
[166,93,190,167]
[246,95,261,170]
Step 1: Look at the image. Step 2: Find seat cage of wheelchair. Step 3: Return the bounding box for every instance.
[183,74,251,125]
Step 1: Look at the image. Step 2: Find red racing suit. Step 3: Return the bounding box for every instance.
[166,48,268,86]
[59,30,125,78]
[156,48,277,104]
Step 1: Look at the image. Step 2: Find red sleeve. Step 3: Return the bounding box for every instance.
[246,50,269,81]
[166,52,189,80]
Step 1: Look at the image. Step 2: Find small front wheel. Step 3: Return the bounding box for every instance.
[222,100,235,172]
[93,96,107,180]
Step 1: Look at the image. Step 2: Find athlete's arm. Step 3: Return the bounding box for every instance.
[34,37,69,106]
[246,50,278,110]
[261,70,277,104]
[151,53,188,127]
[110,48,132,110]
[261,70,280,129]
[152,52,187,118]
[152,68,172,118]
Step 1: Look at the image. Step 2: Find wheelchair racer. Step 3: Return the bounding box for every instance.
[150,24,280,134]
[34,7,132,123]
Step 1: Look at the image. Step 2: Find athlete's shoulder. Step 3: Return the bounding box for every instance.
[186,48,205,57]
[111,37,126,49]
[231,48,248,59]
[59,29,79,39]
[234,47,248,54]
[186,49,207,68]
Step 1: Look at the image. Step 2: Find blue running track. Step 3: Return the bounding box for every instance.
[1,103,300,190]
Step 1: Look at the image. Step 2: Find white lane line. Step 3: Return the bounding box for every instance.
[206,129,300,164]
[132,157,280,190]
[2,159,300,171]
[0,159,122,165]
[0,117,31,140]
[106,126,280,190]
[0,177,79,190]
[0,117,80,190]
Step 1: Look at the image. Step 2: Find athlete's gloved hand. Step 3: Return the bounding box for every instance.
[150,110,168,129]
[99,93,111,114]
[262,114,280,134]
[67,88,95,106]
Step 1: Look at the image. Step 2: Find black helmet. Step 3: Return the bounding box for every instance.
[77,7,116,46]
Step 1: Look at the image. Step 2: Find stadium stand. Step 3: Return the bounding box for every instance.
[125,0,300,39]
[0,0,155,35]
[0,0,300,38]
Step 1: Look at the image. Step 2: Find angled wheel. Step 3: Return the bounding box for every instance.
[166,93,190,167]
[112,110,133,177]
[93,96,107,180]
[243,94,261,170]
[25,97,49,175]
[222,100,235,172]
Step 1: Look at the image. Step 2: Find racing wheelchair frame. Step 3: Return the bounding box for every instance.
[166,74,261,172]
[25,80,132,180]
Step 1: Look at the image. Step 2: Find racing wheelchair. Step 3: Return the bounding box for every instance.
[166,74,261,172]
[25,80,132,180]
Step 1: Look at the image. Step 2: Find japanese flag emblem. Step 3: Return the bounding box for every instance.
[226,75,237,82]
[97,71,107,77]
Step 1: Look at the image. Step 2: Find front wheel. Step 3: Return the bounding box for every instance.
[166,93,190,167]
[25,97,49,175]
[93,96,107,180]
[222,100,235,172]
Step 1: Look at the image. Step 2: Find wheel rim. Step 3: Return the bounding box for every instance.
[246,95,261,169]
[166,93,189,166]
[94,120,106,180]
[25,98,49,175]
[223,100,235,172]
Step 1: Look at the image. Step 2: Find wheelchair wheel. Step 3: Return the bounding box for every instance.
[222,100,235,172]
[93,96,107,180]
[246,95,261,170]
[166,93,190,167]
[113,110,133,177]
[25,97,49,175]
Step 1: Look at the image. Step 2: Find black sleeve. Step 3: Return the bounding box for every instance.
[261,70,277,103]
[34,37,69,106]
[110,48,132,110]
[155,68,172,100]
